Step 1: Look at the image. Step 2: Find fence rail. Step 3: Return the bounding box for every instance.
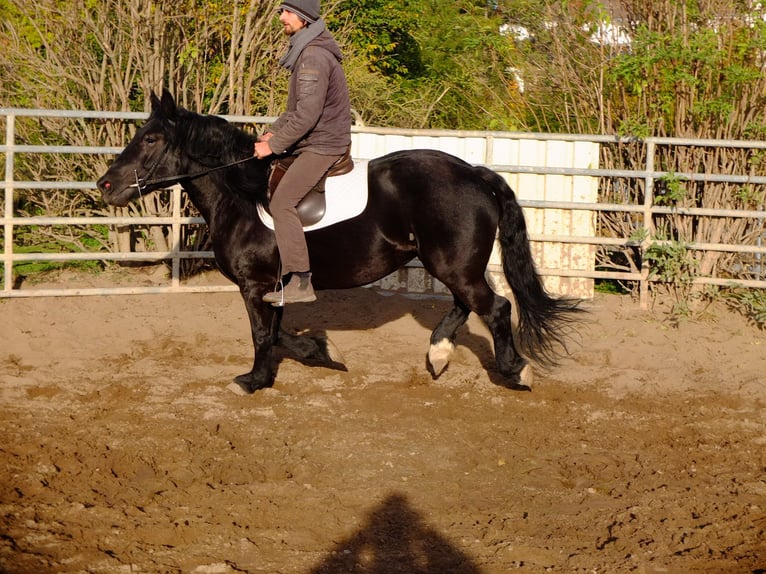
[2,107,766,308]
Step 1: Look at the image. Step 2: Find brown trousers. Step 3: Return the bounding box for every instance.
[270,151,342,274]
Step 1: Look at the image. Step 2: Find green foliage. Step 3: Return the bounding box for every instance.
[655,172,688,206]
[645,238,700,318]
[644,241,698,320]
[594,279,630,295]
[0,0,45,50]
[629,227,649,243]
[331,0,522,129]
[607,9,766,139]
[6,241,103,283]
[726,288,766,328]
[645,240,697,285]
[616,117,651,139]
[409,1,521,129]
[732,184,764,208]
[11,258,101,278]
[330,0,422,79]
[6,0,766,135]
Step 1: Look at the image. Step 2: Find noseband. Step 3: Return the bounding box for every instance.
[130,144,170,195]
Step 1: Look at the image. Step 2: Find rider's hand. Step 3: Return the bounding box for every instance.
[254,140,273,159]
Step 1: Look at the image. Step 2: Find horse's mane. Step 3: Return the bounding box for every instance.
[172,107,269,207]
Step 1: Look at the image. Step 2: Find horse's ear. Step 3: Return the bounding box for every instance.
[160,89,177,119]
[149,91,161,112]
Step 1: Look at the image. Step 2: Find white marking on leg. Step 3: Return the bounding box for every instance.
[519,363,533,388]
[428,339,455,377]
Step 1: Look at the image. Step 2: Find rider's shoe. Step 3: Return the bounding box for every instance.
[263,273,317,305]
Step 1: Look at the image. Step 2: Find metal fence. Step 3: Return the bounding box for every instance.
[2,107,766,308]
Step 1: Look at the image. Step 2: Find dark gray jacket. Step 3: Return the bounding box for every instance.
[269,30,351,156]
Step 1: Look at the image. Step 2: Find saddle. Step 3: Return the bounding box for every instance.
[267,147,354,226]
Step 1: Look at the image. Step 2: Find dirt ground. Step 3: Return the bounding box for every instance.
[1,269,765,574]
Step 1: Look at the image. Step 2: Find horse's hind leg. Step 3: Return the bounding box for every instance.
[428,297,470,377]
[480,292,531,388]
[438,276,530,388]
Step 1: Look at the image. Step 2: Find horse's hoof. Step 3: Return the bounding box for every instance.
[227,381,252,396]
[499,362,532,391]
[427,339,455,378]
[519,363,533,388]
[228,373,272,395]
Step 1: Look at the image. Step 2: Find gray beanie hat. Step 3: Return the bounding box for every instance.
[279,0,321,24]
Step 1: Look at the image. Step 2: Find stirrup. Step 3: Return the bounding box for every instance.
[263,277,286,306]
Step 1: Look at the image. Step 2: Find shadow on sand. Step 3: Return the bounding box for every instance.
[278,287,533,390]
[308,492,483,574]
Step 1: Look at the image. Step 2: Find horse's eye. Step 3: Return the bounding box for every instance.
[145,135,157,144]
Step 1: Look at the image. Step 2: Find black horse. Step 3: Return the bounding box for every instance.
[97,90,582,394]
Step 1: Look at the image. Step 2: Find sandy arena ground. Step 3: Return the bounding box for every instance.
[1,269,765,573]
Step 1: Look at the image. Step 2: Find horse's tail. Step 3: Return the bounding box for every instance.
[478,166,584,365]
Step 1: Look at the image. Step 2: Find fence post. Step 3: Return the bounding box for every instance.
[640,140,656,309]
[3,114,14,294]
[171,184,182,289]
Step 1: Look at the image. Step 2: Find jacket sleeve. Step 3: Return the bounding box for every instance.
[268,46,331,155]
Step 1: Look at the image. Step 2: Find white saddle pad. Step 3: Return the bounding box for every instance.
[257,159,370,231]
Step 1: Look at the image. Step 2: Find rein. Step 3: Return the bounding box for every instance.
[130,153,257,192]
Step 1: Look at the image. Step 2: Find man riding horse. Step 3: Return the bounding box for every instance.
[253,0,352,305]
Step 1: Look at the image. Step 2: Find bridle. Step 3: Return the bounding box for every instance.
[129,144,257,193]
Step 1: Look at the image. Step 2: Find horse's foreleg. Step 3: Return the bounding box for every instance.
[228,291,281,395]
[427,298,470,377]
